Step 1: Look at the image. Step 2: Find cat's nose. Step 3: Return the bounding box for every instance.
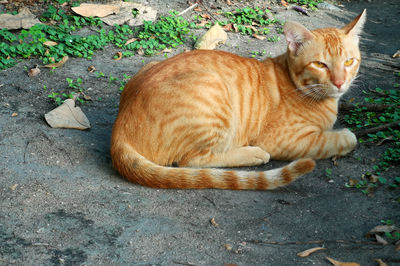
[333,80,344,89]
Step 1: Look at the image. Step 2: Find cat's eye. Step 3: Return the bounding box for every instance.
[312,61,327,69]
[344,58,354,66]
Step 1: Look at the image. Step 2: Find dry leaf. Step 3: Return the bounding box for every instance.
[194,7,202,12]
[226,0,232,5]
[369,225,398,234]
[392,49,400,58]
[348,178,358,186]
[245,25,258,32]
[45,56,69,68]
[137,48,144,56]
[0,7,41,30]
[196,20,209,27]
[326,257,360,266]
[43,40,58,47]
[71,3,120,18]
[101,2,157,27]
[281,0,289,7]
[113,52,122,60]
[28,65,40,77]
[331,155,338,166]
[87,65,96,72]
[369,174,379,183]
[375,234,389,245]
[11,112,18,117]
[44,99,91,130]
[224,243,232,251]
[297,247,326,257]
[125,38,138,46]
[9,184,18,191]
[161,48,172,53]
[195,23,228,50]
[374,259,388,266]
[200,14,211,20]
[252,34,266,40]
[222,23,233,31]
[210,218,219,227]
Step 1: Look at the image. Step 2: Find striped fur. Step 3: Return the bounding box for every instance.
[110,10,366,190]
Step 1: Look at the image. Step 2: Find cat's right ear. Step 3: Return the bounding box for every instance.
[284,22,314,55]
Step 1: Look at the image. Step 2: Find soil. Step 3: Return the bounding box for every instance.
[1,0,399,265]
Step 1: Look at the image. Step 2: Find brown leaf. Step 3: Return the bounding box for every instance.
[137,48,144,56]
[194,7,202,12]
[113,52,122,60]
[374,259,388,266]
[331,156,338,166]
[45,56,69,68]
[210,218,219,227]
[226,0,232,5]
[125,38,138,46]
[11,112,18,117]
[369,174,379,183]
[43,40,58,47]
[375,234,389,245]
[196,20,209,27]
[44,98,91,130]
[222,23,233,31]
[252,34,266,40]
[194,23,227,50]
[101,2,157,27]
[0,7,42,30]
[28,65,40,77]
[87,65,96,72]
[348,178,358,187]
[245,25,258,32]
[281,0,289,7]
[161,48,172,53]
[200,14,211,20]
[71,3,120,18]
[326,257,360,266]
[224,243,232,251]
[297,247,326,257]
[9,184,18,191]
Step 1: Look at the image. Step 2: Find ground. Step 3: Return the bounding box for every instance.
[0,0,399,265]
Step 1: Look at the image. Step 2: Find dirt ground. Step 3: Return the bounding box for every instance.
[0,0,399,265]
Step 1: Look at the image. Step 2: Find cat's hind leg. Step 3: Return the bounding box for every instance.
[186,146,270,168]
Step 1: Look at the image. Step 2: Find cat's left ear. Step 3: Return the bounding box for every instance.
[341,9,367,37]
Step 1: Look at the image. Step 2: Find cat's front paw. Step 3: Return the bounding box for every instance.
[338,128,357,156]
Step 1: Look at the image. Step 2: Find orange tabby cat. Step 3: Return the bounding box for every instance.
[110,10,366,190]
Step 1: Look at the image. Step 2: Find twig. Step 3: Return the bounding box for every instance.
[247,239,382,246]
[339,103,396,112]
[173,261,195,266]
[354,121,400,137]
[23,140,30,163]
[178,3,198,16]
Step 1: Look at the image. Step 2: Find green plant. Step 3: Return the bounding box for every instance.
[287,0,323,9]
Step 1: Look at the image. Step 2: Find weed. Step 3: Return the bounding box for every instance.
[287,0,323,9]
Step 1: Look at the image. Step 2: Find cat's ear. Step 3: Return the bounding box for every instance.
[341,9,367,37]
[284,22,314,55]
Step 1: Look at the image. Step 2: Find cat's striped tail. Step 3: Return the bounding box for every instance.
[111,144,316,190]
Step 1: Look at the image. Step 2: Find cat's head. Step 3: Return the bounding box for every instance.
[284,10,366,99]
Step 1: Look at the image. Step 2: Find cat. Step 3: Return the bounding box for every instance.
[110,10,366,190]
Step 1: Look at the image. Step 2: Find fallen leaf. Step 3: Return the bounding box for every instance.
[161,48,172,53]
[281,0,289,7]
[376,135,394,146]
[72,3,120,18]
[125,38,138,46]
[11,112,18,117]
[369,225,398,234]
[252,34,266,40]
[101,2,157,27]
[245,25,258,32]
[200,14,211,20]
[28,65,40,77]
[113,52,122,60]
[43,40,58,47]
[44,98,91,130]
[222,23,233,31]
[349,97,355,103]
[348,178,358,186]
[9,184,18,191]
[137,48,144,56]
[375,234,388,245]
[87,65,96,72]
[331,156,338,166]
[326,257,360,266]
[45,56,69,68]
[194,23,228,50]
[374,259,388,266]
[194,7,202,12]
[210,218,219,227]
[0,7,42,30]
[392,49,400,58]
[297,247,326,257]
[224,243,232,251]
[368,174,379,183]
[226,0,232,5]
[82,93,92,101]
[196,20,209,27]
